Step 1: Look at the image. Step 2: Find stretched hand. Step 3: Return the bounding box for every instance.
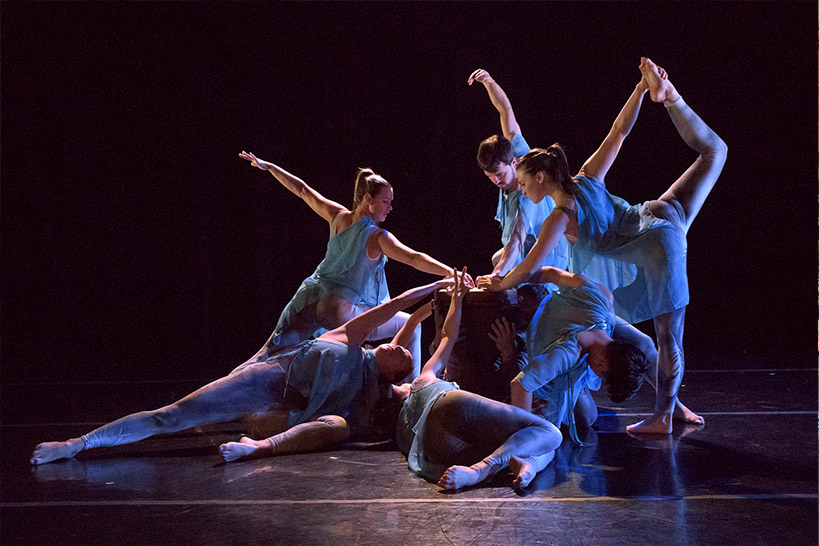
[476,274,504,292]
[238,151,273,171]
[449,267,470,303]
[467,68,494,86]
[487,317,516,357]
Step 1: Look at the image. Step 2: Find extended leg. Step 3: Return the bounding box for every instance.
[641,58,728,234]
[219,415,350,462]
[31,362,286,465]
[425,390,562,490]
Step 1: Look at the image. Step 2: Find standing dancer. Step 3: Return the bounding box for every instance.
[468,69,569,275]
[480,58,726,433]
[239,152,468,377]
[30,279,453,465]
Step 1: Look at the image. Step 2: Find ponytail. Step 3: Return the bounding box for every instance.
[353,168,392,208]
[517,144,575,194]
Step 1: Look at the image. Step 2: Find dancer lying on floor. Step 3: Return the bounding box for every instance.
[480,58,726,433]
[30,279,453,466]
[239,152,470,377]
[221,269,563,491]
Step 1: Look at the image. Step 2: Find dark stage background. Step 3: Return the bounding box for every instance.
[2,2,816,384]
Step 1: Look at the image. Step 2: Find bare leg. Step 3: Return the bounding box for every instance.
[219,415,349,462]
[641,58,728,234]
[627,307,685,434]
[612,318,702,424]
[425,390,562,490]
[31,362,286,465]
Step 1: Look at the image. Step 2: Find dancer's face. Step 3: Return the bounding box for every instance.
[517,169,547,203]
[483,159,518,192]
[374,343,413,383]
[367,187,394,223]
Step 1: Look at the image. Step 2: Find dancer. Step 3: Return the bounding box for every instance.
[511,267,649,443]
[480,58,726,433]
[239,152,468,376]
[30,279,453,466]
[468,69,569,275]
[221,269,562,490]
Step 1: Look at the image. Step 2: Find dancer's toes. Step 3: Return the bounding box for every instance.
[30,439,83,465]
[639,57,679,104]
[626,413,673,435]
[219,437,260,462]
[674,401,705,426]
[437,465,484,490]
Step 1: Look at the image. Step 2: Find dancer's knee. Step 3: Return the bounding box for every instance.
[148,406,183,431]
[315,415,350,443]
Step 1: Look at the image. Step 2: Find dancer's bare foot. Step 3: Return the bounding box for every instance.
[509,451,555,489]
[219,436,271,462]
[639,57,680,105]
[674,400,704,426]
[626,411,672,434]
[30,438,84,465]
[437,462,491,490]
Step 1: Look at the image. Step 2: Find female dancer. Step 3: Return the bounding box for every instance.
[239,152,468,376]
[479,58,727,434]
[221,269,562,491]
[30,279,453,466]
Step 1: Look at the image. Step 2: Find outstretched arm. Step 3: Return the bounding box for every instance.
[376,231,453,277]
[577,79,648,183]
[468,69,522,140]
[480,211,570,291]
[391,301,433,349]
[320,279,453,347]
[491,213,528,276]
[418,268,469,381]
[239,151,346,224]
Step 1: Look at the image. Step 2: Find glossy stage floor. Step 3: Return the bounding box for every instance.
[2,355,816,545]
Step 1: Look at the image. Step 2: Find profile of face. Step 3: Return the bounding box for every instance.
[516,169,549,203]
[365,187,394,223]
[483,159,518,192]
[373,343,413,383]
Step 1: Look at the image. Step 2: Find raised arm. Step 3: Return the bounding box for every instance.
[239,151,346,224]
[391,301,433,350]
[418,268,469,381]
[375,231,452,277]
[479,211,570,291]
[468,69,522,140]
[320,279,453,347]
[576,79,649,183]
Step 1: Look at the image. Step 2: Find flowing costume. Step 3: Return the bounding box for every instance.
[566,175,688,324]
[251,215,389,360]
[80,339,380,449]
[495,134,568,269]
[518,280,614,443]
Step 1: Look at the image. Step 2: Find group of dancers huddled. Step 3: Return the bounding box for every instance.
[32,58,725,491]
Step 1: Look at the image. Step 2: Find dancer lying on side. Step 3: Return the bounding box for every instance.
[30,279,453,466]
[222,269,563,491]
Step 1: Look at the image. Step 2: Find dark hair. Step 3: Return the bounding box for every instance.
[516,144,576,194]
[515,283,553,327]
[353,168,392,208]
[477,134,515,172]
[604,340,649,403]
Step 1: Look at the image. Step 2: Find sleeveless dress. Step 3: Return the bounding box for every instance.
[567,175,688,324]
[283,339,380,432]
[264,215,389,352]
[395,379,458,481]
[519,280,614,443]
[494,134,569,269]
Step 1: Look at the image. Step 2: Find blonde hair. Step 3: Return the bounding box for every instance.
[353,168,392,208]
